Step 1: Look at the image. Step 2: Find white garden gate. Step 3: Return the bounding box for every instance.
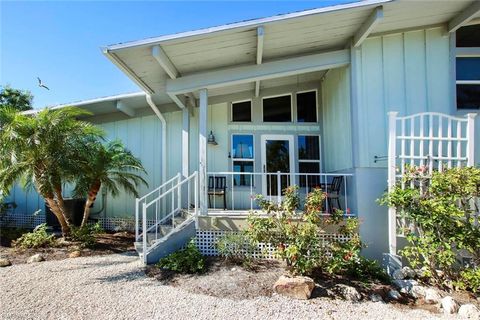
[387,111,477,255]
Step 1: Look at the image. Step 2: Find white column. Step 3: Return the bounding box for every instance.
[199,89,208,215]
[182,108,190,178]
[387,111,398,255]
[466,113,476,167]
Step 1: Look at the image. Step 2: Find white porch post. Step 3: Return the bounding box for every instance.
[387,111,398,255]
[466,113,476,167]
[199,89,208,215]
[182,108,190,178]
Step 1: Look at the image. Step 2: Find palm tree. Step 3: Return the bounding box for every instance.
[0,107,103,235]
[74,140,147,227]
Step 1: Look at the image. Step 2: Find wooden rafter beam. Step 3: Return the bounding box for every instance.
[116,100,136,117]
[353,6,384,48]
[447,1,480,33]
[152,45,179,79]
[166,49,350,95]
[255,26,265,97]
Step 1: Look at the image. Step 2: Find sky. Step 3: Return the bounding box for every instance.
[1,0,355,108]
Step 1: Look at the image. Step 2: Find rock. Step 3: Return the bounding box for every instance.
[27,254,45,264]
[68,250,81,258]
[393,279,418,294]
[410,285,426,299]
[230,268,236,272]
[424,288,441,304]
[392,269,405,280]
[331,284,362,302]
[415,267,429,278]
[440,296,459,315]
[458,304,480,319]
[369,293,384,303]
[387,289,402,300]
[0,258,12,267]
[273,276,315,300]
[402,266,416,279]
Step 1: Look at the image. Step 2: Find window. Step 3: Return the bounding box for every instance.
[297,91,317,122]
[263,95,292,122]
[456,25,480,110]
[231,134,254,186]
[298,135,321,188]
[231,100,251,122]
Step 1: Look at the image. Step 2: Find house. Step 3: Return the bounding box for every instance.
[5,0,480,264]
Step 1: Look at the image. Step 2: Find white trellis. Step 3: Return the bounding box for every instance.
[387,111,477,255]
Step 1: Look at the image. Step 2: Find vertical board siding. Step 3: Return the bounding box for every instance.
[322,66,353,172]
[355,27,452,168]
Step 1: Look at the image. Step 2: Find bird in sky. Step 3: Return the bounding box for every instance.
[37,77,50,90]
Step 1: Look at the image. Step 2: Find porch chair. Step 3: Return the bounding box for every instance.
[208,176,227,210]
[326,176,343,213]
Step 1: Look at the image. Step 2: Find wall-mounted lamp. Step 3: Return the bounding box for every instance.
[207,131,218,145]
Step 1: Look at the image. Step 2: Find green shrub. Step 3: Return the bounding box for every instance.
[70,222,103,247]
[380,166,480,290]
[13,223,55,249]
[157,240,205,274]
[454,267,480,293]
[215,233,256,268]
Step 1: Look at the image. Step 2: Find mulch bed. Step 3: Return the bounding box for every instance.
[0,230,135,265]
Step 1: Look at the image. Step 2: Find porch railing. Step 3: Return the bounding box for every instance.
[206,171,353,214]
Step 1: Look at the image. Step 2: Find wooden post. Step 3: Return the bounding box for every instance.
[199,89,208,215]
[387,111,398,255]
[466,113,476,167]
[182,108,190,178]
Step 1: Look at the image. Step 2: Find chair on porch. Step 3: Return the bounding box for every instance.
[208,176,227,210]
[326,176,343,213]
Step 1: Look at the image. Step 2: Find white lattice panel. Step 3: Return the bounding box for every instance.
[0,213,46,229]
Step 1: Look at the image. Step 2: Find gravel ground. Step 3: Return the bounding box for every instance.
[0,253,447,320]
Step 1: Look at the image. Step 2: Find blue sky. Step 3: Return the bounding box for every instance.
[1,0,353,108]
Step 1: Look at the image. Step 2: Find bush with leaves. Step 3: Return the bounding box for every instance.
[245,186,385,280]
[13,224,55,249]
[215,233,256,268]
[380,166,480,290]
[69,222,104,247]
[157,240,205,274]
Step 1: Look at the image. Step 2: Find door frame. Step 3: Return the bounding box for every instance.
[260,134,295,199]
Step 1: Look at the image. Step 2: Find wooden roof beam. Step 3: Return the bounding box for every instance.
[116,100,136,117]
[447,1,480,33]
[152,45,179,79]
[353,6,384,48]
[166,49,350,95]
[255,26,265,97]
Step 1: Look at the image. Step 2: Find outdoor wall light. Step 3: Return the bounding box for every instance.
[207,131,218,145]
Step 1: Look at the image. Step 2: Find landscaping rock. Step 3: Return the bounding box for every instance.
[458,304,480,319]
[27,254,45,264]
[0,258,12,267]
[369,293,384,303]
[392,269,405,280]
[440,296,459,315]
[392,279,418,294]
[424,288,441,304]
[331,284,362,302]
[387,289,401,300]
[69,251,81,258]
[410,285,426,299]
[402,266,416,279]
[273,275,315,300]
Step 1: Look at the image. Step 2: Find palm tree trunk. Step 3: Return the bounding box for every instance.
[54,187,72,227]
[81,181,101,227]
[45,197,70,236]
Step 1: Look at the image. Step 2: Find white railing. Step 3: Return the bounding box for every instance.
[206,171,353,214]
[136,172,198,257]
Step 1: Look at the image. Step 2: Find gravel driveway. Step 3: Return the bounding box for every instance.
[1,253,446,320]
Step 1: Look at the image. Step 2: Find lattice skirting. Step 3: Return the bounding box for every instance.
[0,213,46,229]
[195,230,351,260]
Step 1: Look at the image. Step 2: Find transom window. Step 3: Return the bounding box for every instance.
[263,95,292,122]
[231,100,251,122]
[231,134,254,186]
[456,25,480,110]
[296,91,317,123]
[298,135,321,188]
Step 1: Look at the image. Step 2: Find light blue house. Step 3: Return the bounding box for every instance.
[6,0,480,263]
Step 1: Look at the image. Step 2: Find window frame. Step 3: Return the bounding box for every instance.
[296,89,318,123]
[455,25,480,110]
[231,133,255,187]
[297,134,322,188]
[230,99,253,123]
[261,93,293,123]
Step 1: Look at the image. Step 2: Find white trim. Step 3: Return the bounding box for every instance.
[230,99,253,123]
[199,89,208,215]
[447,1,480,33]
[456,47,480,57]
[116,100,136,117]
[152,45,179,79]
[105,0,392,51]
[296,89,319,123]
[353,6,384,48]
[260,134,295,198]
[261,93,293,123]
[297,134,322,184]
[231,133,255,187]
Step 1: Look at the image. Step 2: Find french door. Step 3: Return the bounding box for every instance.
[260,135,295,199]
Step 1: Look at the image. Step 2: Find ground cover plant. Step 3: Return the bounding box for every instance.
[381,166,480,292]
[157,240,206,274]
